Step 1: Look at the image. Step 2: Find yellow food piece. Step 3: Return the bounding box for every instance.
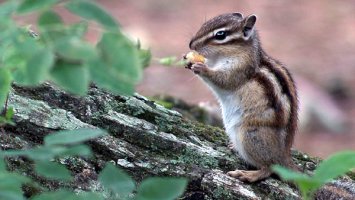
[185,51,205,63]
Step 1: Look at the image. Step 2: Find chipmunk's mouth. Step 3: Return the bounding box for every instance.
[194,49,208,58]
[183,51,206,69]
[198,49,230,69]
[195,47,218,61]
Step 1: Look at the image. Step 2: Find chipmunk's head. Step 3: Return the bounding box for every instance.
[189,13,258,64]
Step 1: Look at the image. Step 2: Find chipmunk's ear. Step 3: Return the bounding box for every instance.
[242,14,257,40]
[232,12,243,19]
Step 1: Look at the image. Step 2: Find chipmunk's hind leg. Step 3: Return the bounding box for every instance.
[227,127,288,182]
[227,167,271,182]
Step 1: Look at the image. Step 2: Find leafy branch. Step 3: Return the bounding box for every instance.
[0,0,150,111]
[0,0,187,199]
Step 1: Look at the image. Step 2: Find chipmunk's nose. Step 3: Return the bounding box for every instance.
[189,40,193,49]
[189,40,199,50]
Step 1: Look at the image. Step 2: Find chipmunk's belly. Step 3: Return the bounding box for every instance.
[200,65,251,163]
[213,90,250,163]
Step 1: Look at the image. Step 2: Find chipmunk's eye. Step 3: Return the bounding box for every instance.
[214,31,228,40]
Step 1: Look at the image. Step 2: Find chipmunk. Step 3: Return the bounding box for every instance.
[184,12,298,182]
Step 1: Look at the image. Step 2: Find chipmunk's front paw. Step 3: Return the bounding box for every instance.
[191,63,209,75]
[184,61,193,69]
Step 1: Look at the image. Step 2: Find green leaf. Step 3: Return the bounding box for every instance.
[0,117,7,126]
[97,32,142,83]
[314,151,355,183]
[0,156,5,171]
[272,165,320,199]
[88,59,135,95]
[34,160,72,181]
[0,191,25,200]
[39,15,88,42]
[0,172,32,186]
[54,37,96,61]
[31,189,79,200]
[0,68,11,109]
[32,190,104,200]
[138,49,151,68]
[272,165,311,181]
[98,163,135,197]
[0,19,14,36]
[2,146,63,160]
[77,192,105,200]
[65,1,118,30]
[12,32,41,57]
[2,145,91,161]
[5,107,14,120]
[0,107,15,126]
[91,32,143,95]
[0,1,18,16]
[44,128,107,146]
[38,10,63,28]
[9,35,41,85]
[28,146,67,160]
[66,21,88,38]
[136,177,187,200]
[2,45,26,71]
[0,172,31,196]
[95,33,143,95]
[38,11,65,43]
[25,49,54,85]
[59,145,92,158]
[17,0,59,14]
[50,60,89,95]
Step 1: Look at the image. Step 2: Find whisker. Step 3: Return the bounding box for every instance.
[185,74,198,83]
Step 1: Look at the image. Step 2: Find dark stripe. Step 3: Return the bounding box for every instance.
[191,26,242,48]
[200,22,230,37]
[252,72,285,127]
[261,59,291,97]
[210,37,246,46]
[202,30,235,45]
[260,56,298,151]
[191,23,229,45]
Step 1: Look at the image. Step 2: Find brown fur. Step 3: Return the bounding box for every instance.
[188,13,299,182]
[260,53,298,154]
